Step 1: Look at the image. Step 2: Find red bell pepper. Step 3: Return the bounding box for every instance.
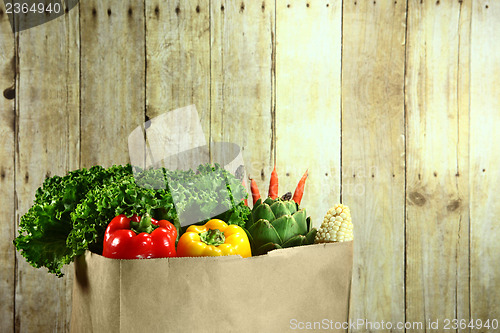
[102,214,177,259]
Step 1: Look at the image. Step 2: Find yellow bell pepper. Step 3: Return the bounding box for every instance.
[177,219,252,258]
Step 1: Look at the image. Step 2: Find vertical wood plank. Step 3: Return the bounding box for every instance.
[211,0,275,190]
[342,0,406,331]
[456,1,472,331]
[405,0,470,331]
[275,0,341,223]
[146,0,210,139]
[145,0,210,171]
[80,0,145,167]
[15,2,80,331]
[470,1,500,331]
[0,1,15,331]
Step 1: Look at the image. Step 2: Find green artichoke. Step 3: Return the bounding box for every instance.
[245,193,317,255]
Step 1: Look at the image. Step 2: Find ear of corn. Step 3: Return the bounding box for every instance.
[315,204,353,243]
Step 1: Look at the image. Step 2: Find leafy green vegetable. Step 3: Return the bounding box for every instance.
[14,163,250,277]
[14,165,133,276]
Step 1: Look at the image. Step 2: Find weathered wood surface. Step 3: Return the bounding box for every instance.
[0,1,16,332]
[210,0,275,200]
[405,1,471,332]
[80,0,145,167]
[0,1,499,332]
[146,0,210,133]
[342,1,406,331]
[145,0,211,170]
[276,0,342,225]
[14,1,80,331]
[470,1,500,332]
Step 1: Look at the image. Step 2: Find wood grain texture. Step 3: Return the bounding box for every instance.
[470,1,500,331]
[405,0,470,331]
[0,1,16,331]
[144,0,210,171]
[341,1,407,331]
[3,2,500,332]
[146,0,210,134]
[211,0,275,197]
[275,0,341,224]
[80,0,145,167]
[14,2,80,331]
[456,2,472,331]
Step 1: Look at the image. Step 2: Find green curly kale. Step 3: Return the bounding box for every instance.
[14,164,250,277]
[14,165,133,277]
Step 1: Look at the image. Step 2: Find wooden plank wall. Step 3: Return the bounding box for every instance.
[210,0,275,183]
[342,0,406,330]
[14,1,79,331]
[1,0,499,332]
[470,0,500,330]
[0,1,16,331]
[80,0,145,167]
[276,0,341,225]
[405,2,470,332]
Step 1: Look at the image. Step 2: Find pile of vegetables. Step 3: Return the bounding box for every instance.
[14,163,353,277]
[14,163,250,276]
[245,169,317,255]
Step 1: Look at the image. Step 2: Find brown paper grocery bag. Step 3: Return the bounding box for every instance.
[71,241,353,333]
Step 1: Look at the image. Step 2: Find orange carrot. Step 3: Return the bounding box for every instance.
[250,178,261,205]
[268,165,278,199]
[242,179,248,206]
[292,169,308,205]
